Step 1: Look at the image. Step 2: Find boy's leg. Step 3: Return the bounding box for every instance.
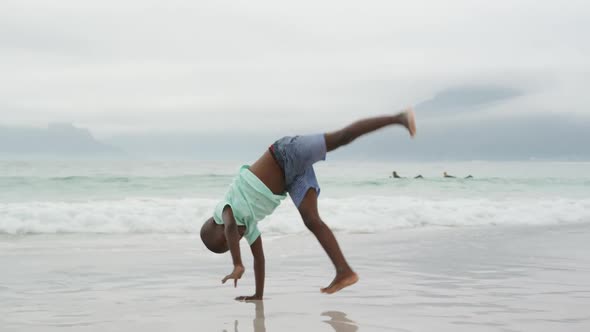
[298,188,359,294]
[324,108,416,152]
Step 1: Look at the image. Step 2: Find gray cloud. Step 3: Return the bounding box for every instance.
[1,0,589,151]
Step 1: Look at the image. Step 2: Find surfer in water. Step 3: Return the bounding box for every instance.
[200,108,417,300]
[392,171,423,179]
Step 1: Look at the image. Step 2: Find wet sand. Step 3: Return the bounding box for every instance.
[2,224,590,331]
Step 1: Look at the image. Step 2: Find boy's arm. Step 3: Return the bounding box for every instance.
[221,207,245,287]
[236,236,265,301]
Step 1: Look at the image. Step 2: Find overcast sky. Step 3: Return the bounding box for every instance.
[1,0,589,140]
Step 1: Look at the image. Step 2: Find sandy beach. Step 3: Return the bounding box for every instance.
[2,223,589,332]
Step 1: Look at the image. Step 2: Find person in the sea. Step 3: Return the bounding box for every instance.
[200,108,417,300]
[465,175,473,179]
[443,171,455,178]
[392,171,404,178]
[393,171,424,179]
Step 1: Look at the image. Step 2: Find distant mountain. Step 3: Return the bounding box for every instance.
[327,113,590,161]
[416,85,522,114]
[105,132,274,161]
[6,84,584,161]
[105,112,590,161]
[0,123,122,157]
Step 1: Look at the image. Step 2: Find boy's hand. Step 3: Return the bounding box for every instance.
[222,265,245,287]
[235,295,262,302]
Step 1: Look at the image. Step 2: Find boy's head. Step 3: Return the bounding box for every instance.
[200,218,229,253]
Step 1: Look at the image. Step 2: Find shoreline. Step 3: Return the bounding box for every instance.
[2,224,590,331]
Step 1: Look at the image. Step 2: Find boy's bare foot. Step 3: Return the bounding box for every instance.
[320,271,359,294]
[400,107,416,138]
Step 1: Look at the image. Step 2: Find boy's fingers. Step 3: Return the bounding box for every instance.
[222,273,242,286]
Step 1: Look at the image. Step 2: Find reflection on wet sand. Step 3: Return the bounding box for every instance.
[224,302,358,332]
[223,301,266,332]
[322,311,359,332]
[253,301,266,332]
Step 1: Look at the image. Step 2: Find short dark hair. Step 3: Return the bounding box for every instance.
[200,218,228,254]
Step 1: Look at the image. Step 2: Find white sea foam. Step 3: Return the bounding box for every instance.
[1,196,589,235]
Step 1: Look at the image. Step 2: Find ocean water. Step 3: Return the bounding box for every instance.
[2,160,590,331]
[1,160,589,236]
